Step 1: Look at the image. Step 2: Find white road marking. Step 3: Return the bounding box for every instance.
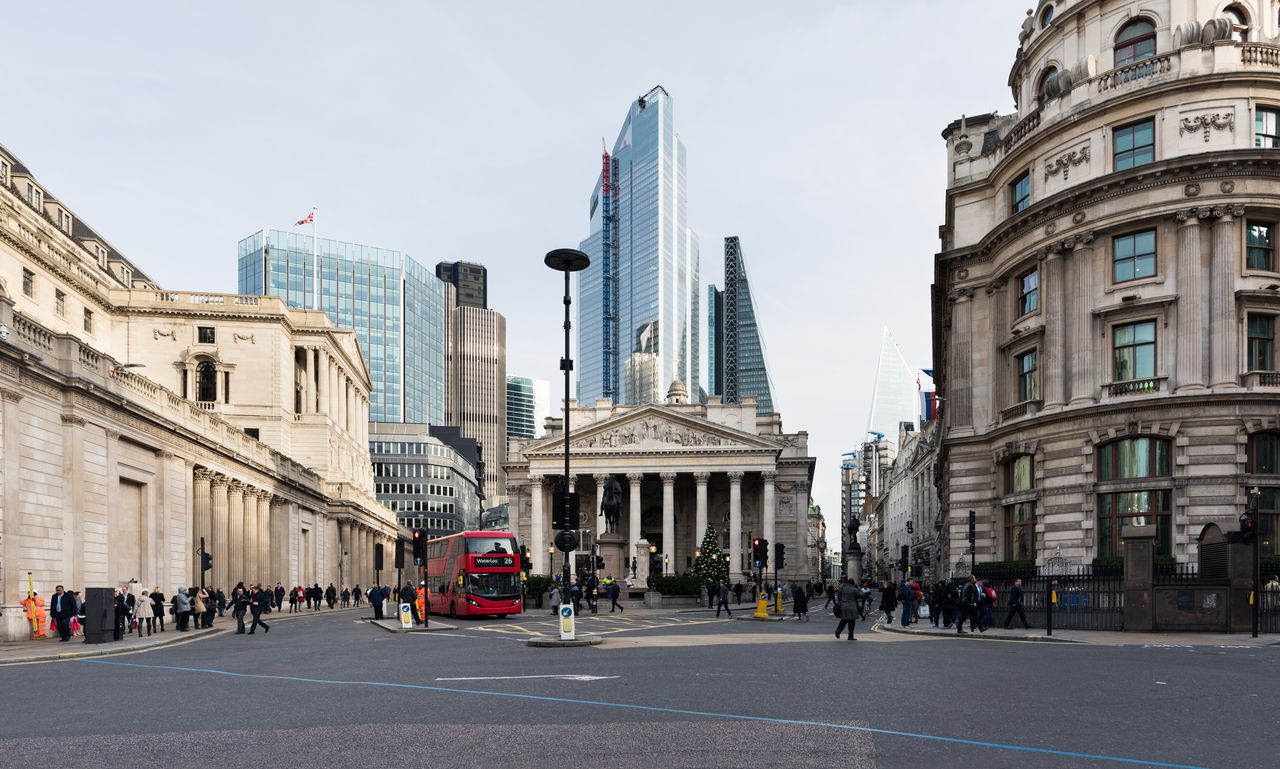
[435,674,619,682]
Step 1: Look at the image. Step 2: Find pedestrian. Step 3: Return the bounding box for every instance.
[341,587,351,608]
[274,583,285,612]
[792,583,809,621]
[733,582,744,605]
[570,578,583,614]
[248,587,271,634]
[606,576,624,613]
[879,582,897,624]
[192,587,208,629]
[112,589,128,641]
[824,582,837,609]
[134,589,154,636]
[325,583,338,609]
[150,588,166,633]
[715,581,732,617]
[174,587,192,631]
[586,574,599,615]
[957,575,983,634]
[942,580,960,628]
[1003,578,1031,629]
[311,584,323,611]
[231,587,249,633]
[706,581,717,609]
[352,584,362,607]
[928,582,943,628]
[368,585,385,620]
[835,578,860,640]
[549,584,561,616]
[50,585,76,642]
[899,580,914,628]
[215,588,227,618]
[979,578,995,630]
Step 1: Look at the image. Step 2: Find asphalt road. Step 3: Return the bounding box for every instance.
[0,607,1273,769]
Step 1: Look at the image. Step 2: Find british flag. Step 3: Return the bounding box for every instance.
[294,210,315,226]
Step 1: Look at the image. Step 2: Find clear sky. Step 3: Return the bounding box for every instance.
[2,1,1028,534]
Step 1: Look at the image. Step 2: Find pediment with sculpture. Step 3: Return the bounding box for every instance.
[521,406,780,457]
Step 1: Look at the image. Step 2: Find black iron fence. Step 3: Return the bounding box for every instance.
[974,564,1124,631]
[1264,588,1280,634]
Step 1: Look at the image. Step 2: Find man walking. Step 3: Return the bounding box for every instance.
[51,585,75,642]
[733,582,744,605]
[715,581,732,617]
[248,586,270,634]
[957,575,983,634]
[835,579,859,640]
[899,580,914,627]
[1003,578,1031,629]
[231,587,249,634]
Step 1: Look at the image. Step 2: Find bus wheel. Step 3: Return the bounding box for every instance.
[449,602,457,619]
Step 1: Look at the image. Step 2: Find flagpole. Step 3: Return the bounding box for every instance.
[311,207,319,309]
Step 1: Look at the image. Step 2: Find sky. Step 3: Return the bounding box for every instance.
[1,1,1028,535]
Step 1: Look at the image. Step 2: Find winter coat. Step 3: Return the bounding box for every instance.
[549,587,561,607]
[193,590,207,614]
[838,584,861,616]
[174,589,191,613]
[134,595,154,619]
[879,587,897,611]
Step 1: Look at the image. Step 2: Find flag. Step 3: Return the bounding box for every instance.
[294,210,315,226]
[921,391,937,422]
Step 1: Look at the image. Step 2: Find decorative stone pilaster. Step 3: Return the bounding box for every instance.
[1175,210,1207,391]
[1210,206,1244,387]
[947,288,975,426]
[1042,246,1066,407]
[1069,232,1098,403]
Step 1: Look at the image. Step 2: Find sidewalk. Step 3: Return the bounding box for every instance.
[875,617,1280,647]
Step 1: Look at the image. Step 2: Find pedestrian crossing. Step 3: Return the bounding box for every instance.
[474,613,731,639]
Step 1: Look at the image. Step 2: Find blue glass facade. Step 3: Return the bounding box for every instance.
[237,230,446,424]
[578,87,700,405]
[707,237,775,414]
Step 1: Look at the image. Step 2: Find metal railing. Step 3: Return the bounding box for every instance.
[975,563,1125,631]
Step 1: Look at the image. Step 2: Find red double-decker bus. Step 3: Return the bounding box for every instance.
[425,531,524,618]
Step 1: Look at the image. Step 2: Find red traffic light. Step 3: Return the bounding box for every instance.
[412,529,422,539]
[752,538,761,547]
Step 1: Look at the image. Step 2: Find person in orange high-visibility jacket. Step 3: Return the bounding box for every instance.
[22,593,47,639]
[416,584,427,625]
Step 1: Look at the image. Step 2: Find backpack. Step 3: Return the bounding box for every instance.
[985,586,997,604]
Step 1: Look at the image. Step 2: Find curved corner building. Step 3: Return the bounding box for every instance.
[934,0,1280,571]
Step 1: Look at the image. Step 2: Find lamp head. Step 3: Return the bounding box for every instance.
[544,248,590,273]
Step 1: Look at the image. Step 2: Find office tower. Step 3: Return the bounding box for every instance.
[435,261,488,309]
[867,328,918,441]
[707,236,776,413]
[237,230,447,424]
[369,423,483,537]
[577,85,700,405]
[443,285,507,502]
[506,375,551,441]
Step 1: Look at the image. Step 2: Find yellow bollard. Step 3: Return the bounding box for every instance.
[753,595,770,619]
[773,590,783,614]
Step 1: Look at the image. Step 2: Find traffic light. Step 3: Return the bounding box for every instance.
[751,538,769,569]
[906,520,914,534]
[900,544,910,574]
[595,555,606,570]
[200,551,213,573]
[519,545,533,572]
[412,528,426,565]
[1241,508,1259,543]
[774,542,786,570]
[968,510,976,547]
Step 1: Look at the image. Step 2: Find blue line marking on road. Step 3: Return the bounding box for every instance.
[79,659,1211,769]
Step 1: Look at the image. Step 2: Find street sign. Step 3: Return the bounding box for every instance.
[398,602,412,629]
[559,604,576,640]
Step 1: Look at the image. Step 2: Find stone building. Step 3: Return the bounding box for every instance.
[504,382,815,581]
[0,142,398,640]
[934,0,1280,573]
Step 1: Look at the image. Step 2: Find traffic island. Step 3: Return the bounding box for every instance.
[526,635,604,648]
[370,620,457,633]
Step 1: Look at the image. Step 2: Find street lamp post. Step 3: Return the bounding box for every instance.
[545,248,590,592]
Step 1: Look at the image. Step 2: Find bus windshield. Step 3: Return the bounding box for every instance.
[466,538,514,555]
[467,572,521,599]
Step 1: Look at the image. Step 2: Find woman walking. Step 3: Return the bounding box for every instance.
[835,579,860,640]
[134,589,154,636]
[549,584,562,616]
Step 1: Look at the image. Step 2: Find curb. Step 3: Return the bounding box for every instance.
[0,628,226,666]
[369,620,459,633]
[733,614,788,622]
[526,635,604,648]
[876,623,1081,644]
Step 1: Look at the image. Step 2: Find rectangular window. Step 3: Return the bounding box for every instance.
[1114,119,1155,171]
[244,428,260,440]
[0,158,8,186]
[1247,222,1274,271]
[54,289,65,317]
[1113,229,1157,283]
[22,268,34,297]
[1098,490,1172,558]
[1249,314,1276,371]
[1257,107,1280,148]
[1011,171,1031,214]
[1004,502,1036,561]
[1017,349,1039,402]
[1007,455,1035,494]
[1113,320,1157,381]
[1017,269,1039,316]
[26,183,42,209]
[83,308,94,334]
[198,326,216,344]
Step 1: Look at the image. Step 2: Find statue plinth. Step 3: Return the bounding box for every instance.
[597,531,627,581]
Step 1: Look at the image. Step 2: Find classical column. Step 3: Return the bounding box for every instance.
[728,472,744,577]
[1069,233,1098,404]
[347,383,356,435]
[302,349,315,414]
[1210,206,1242,387]
[530,476,545,574]
[986,278,1009,415]
[627,473,644,563]
[210,475,230,589]
[1042,247,1066,407]
[948,289,975,426]
[338,519,351,588]
[762,470,777,552]
[660,473,676,575]
[318,352,330,415]
[227,481,246,586]
[594,474,608,537]
[1173,211,1207,391]
[243,486,259,585]
[257,490,272,585]
[193,469,213,578]
[693,472,710,544]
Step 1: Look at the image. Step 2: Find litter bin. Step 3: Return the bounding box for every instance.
[82,587,116,644]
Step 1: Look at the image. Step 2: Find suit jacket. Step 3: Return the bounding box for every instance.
[51,592,77,621]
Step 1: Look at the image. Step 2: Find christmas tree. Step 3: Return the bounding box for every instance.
[692,525,729,585]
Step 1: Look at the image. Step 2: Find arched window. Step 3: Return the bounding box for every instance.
[1036,66,1059,107]
[1115,19,1157,67]
[196,361,217,403]
[1225,5,1249,42]
[1040,5,1054,29]
[1096,437,1173,557]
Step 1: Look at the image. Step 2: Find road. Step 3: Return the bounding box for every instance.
[0,606,1272,769]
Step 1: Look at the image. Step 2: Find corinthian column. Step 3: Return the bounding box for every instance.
[762,471,777,551]
[1175,211,1207,391]
[728,471,744,578]
[1069,233,1098,404]
[1210,207,1243,387]
[947,289,975,426]
[530,476,545,574]
[193,469,213,578]
[211,476,229,589]
[243,487,259,585]
[660,473,676,574]
[693,472,710,544]
[257,490,272,585]
[227,481,246,586]
[627,473,644,561]
[594,474,608,537]
[1042,247,1066,407]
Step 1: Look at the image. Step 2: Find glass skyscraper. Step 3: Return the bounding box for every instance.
[578,86,700,405]
[708,237,775,414]
[237,229,446,424]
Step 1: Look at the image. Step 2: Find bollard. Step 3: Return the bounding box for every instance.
[1046,580,1056,637]
[754,595,770,619]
